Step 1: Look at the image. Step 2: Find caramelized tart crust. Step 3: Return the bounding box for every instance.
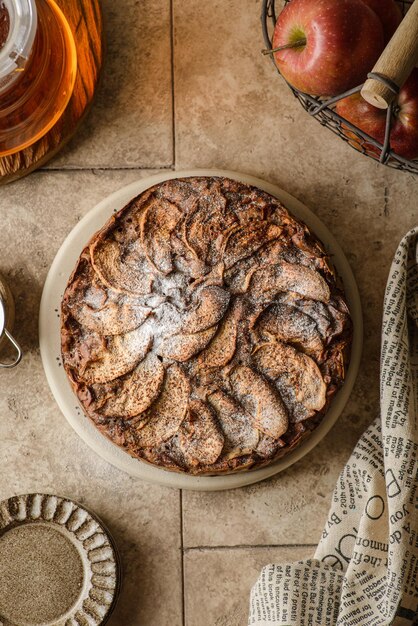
[61,177,352,475]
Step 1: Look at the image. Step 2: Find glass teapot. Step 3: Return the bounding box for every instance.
[0,0,77,156]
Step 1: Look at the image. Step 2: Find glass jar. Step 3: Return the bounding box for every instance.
[0,0,77,157]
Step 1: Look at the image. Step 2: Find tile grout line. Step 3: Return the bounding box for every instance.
[183,544,317,552]
[170,0,176,169]
[41,0,178,177]
[180,489,186,626]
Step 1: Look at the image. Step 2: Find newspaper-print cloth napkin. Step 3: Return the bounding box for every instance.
[249,228,418,626]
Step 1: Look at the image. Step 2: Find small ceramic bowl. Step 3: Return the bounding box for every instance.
[0,274,21,368]
[0,493,122,625]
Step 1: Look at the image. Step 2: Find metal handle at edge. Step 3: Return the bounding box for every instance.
[0,329,22,368]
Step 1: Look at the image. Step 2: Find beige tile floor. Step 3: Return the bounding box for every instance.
[0,1,417,625]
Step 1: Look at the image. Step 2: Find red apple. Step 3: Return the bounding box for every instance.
[360,0,402,43]
[272,0,385,97]
[336,68,418,160]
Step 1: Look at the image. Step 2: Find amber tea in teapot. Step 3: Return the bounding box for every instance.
[0,0,77,157]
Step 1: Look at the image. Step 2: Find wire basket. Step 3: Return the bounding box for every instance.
[261,0,417,174]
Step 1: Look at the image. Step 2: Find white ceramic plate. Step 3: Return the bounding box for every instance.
[39,169,362,491]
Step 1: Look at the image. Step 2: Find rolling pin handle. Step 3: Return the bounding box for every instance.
[361,0,418,109]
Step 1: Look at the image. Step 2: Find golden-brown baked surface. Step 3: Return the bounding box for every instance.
[61,177,352,475]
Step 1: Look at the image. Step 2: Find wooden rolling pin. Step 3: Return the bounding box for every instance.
[361,0,418,109]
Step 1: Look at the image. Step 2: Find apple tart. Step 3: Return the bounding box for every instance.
[61,177,352,475]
